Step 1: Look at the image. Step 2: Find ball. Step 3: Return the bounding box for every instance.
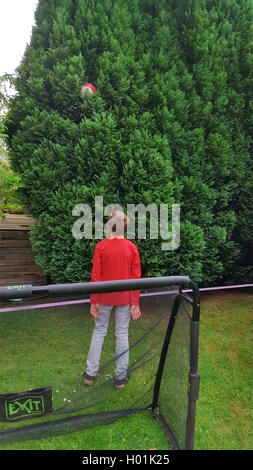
[81,82,96,97]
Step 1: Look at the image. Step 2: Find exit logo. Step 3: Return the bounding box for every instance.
[0,386,52,422]
[5,395,45,420]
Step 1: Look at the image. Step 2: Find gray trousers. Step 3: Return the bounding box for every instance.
[86,304,131,380]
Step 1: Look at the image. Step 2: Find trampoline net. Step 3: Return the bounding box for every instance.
[0,284,195,447]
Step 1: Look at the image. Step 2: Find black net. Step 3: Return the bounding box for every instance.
[0,285,184,444]
[157,294,192,449]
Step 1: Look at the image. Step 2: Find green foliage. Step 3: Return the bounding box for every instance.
[5,0,253,285]
[0,74,24,218]
[0,160,24,218]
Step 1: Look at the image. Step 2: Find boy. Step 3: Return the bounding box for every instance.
[83,210,141,389]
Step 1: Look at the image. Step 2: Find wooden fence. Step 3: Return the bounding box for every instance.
[0,214,47,286]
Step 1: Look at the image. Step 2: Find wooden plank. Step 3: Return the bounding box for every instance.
[0,214,34,231]
[0,267,45,273]
[0,216,34,229]
[0,247,38,254]
[0,255,38,266]
[0,272,46,279]
[0,231,30,240]
[0,255,35,262]
[0,266,45,273]
[0,240,31,247]
[0,275,47,285]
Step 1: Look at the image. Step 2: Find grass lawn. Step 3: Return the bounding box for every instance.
[195,289,253,450]
[0,289,252,450]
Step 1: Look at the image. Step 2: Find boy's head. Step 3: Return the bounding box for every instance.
[107,210,129,237]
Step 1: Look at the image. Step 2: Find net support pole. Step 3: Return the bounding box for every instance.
[185,320,200,450]
[185,279,200,450]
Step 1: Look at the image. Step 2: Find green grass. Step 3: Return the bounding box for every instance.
[195,290,253,450]
[0,290,252,450]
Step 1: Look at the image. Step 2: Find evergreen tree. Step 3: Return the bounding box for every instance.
[169,0,253,284]
[5,0,253,285]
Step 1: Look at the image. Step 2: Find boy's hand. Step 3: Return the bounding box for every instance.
[131,305,141,320]
[90,303,101,319]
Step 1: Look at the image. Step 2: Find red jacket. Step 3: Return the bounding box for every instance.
[90,238,141,305]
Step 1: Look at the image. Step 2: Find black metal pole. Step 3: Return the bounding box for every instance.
[185,320,200,450]
[0,276,192,300]
[189,279,200,322]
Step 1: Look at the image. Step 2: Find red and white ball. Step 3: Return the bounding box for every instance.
[81,82,96,97]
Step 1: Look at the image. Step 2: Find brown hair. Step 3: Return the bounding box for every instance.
[107,210,129,235]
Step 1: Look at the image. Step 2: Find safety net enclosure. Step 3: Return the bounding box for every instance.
[0,276,200,449]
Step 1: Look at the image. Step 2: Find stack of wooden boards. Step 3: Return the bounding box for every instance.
[0,214,47,286]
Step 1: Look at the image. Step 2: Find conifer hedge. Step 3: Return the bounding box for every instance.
[5,0,253,285]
